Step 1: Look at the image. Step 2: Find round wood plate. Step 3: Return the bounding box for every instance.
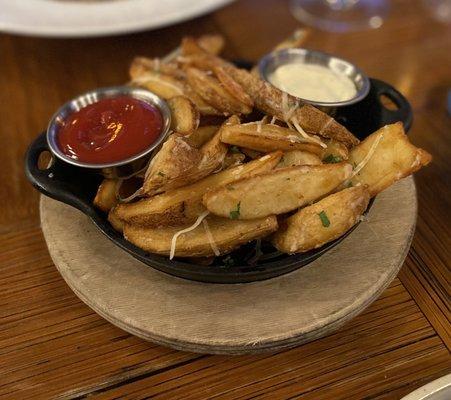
[40,177,417,355]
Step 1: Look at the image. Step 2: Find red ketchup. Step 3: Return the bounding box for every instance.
[57,96,163,164]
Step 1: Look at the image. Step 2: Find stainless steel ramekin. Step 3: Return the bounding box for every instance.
[46,86,171,178]
[258,48,370,114]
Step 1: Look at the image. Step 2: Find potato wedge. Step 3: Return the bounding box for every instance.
[108,209,124,233]
[213,66,254,109]
[132,71,186,99]
[222,65,359,147]
[272,186,370,253]
[114,151,283,228]
[93,179,120,212]
[186,67,252,115]
[278,150,322,168]
[143,134,202,195]
[129,57,186,80]
[185,125,220,148]
[220,122,324,156]
[168,95,200,135]
[123,215,278,257]
[203,162,353,219]
[323,139,349,162]
[349,122,432,196]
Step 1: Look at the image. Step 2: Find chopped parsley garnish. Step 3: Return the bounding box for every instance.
[157,171,165,177]
[346,181,353,188]
[323,154,343,164]
[229,202,241,219]
[230,145,241,154]
[318,211,330,227]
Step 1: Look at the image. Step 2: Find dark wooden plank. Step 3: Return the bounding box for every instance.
[84,282,450,399]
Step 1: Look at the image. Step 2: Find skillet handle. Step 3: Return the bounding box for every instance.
[370,78,413,131]
[24,132,96,215]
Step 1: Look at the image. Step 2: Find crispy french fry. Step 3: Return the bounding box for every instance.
[278,150,322,168]
[129,57,186,80]
[272,186,370,253]
[186,68,252,115]
[185,125,220,148]
[203,162,353,219]
[123,215,278,257]
[220,122,324,155]
[168,95,200,135]
[322,139,349,162]
[349,122,432,196]
[93,179,120,212]
[214,66,254,109]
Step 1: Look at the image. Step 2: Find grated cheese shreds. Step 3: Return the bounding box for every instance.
[117,186,144,203]
[170,211,210,260]
[270,116,277,125]
[257,122,262,133]
[202,219,220,256]
[291,116,327,148]
[350,131,384,178]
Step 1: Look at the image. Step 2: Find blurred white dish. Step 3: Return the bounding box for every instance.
[0,0,234,38]
[401,374,451,400]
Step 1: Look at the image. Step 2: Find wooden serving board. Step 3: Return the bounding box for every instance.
[40,177,417,355]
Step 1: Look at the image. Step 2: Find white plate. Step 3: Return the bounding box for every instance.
[401,374,451,400]
[0,0,234,38]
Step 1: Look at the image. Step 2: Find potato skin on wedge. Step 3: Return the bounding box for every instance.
[349,122,432,196]
[203,162,353,219]
[220,123,324,156]
[123,215,278,258]
[272,186,370,254]
[277,150,322,168]
[168,95,200,135]
[114,152,283,228]
[93,179,120,213]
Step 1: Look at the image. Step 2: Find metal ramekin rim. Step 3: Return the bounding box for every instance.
[258,48,371,107]
[46,86,171,169]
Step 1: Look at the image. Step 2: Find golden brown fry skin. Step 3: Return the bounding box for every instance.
[186,68,252,115]
[272,186,370,254]
[213,66,254,109]
[203,162,353,219]
[108,208,124,233]
[277,150,322,168]
[222,65,359,148]
[185,125,220,148]
[168,95,200,135]
[114,151,283,228]
[129,57,187,80]
[220,122,324,156]
[123,215,278,258]
[93,179,120,213]
[143,134,202,196]
[349,122,432,196]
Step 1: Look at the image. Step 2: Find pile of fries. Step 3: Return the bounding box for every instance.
[93,34,431,260]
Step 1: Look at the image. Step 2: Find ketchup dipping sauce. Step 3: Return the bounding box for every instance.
[57,95,163,165]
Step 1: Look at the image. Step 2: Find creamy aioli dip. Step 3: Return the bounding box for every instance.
[269,63,357,103]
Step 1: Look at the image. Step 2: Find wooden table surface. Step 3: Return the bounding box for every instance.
[1,0,450,398]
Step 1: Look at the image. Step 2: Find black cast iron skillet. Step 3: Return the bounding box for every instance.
[25,67,412,283]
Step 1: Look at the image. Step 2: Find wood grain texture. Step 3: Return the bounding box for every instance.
[39,178,416,355]
[0,0,450,398]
